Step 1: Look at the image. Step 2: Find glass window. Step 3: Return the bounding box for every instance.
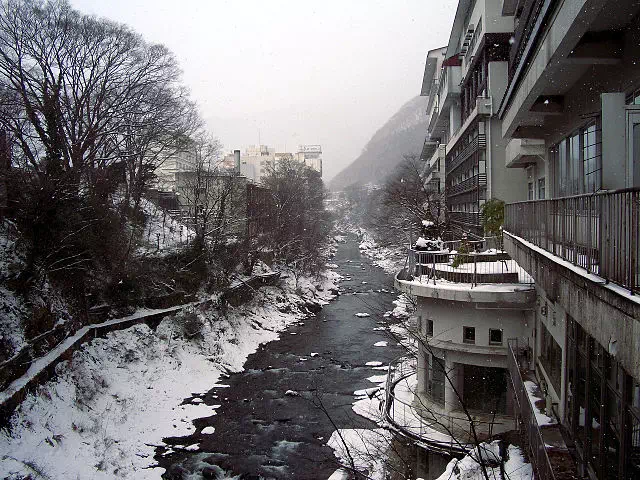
[539,322,562,394]
[569,133,581,195]
[463,326,475,344]
[538,178,546,199]
[557,139,567,196]
[489,329,503,345]
[426,319,434,337]
[583,122,601,193]
[528,182,534,200]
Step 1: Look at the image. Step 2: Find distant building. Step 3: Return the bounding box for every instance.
[155,149,198,192]
[238,144,322,183]
[295,145,322,175]
[240,145,276,183]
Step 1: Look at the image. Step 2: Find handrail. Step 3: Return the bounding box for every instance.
[507,339,556,480]
[383,356,498,453]
[447,173,486,197]
[505,188,640,294]
[447,134,486,175]
[406,248,533,286]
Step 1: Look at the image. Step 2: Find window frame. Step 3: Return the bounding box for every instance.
[463,326,476,344]
[489,328,503,345]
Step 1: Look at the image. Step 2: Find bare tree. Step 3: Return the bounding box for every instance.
[261,157,331,272]
[367,154,447,246]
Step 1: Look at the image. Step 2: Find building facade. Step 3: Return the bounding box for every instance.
[422,0,528,236]
[155,149,198,192]
[399,1,640,479]
[498,1,640,478]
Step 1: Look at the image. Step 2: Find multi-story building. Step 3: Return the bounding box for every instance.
[420,47,447,196]
[498,1,640,479]
[239,144,323,184]
[155,149,198,192]
[295,145,323,176]
[239,144,276,183]
[422,0,528,236]
[392,1,640,479]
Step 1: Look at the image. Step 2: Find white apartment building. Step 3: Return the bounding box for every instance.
[155,149,198,192]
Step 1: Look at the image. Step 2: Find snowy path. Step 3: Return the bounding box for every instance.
[159,237,407,479]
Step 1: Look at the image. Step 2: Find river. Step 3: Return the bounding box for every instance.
[158,236,449,479]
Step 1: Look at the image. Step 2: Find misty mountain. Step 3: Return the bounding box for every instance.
[328,95,428,191]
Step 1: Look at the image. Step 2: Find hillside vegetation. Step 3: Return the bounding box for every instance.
[328,96,428,191]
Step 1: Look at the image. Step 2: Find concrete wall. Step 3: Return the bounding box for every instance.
[505,232,640,381]
[488,117,529,203]
[416,296,530,352]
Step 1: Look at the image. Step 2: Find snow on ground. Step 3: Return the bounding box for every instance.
[0,268,339,480]
[327,428,394,480]
[434,441,533,480]
[343,226,405,274]
[135,198,195,256]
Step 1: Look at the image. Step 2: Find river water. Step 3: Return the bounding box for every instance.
[158,236,448,479]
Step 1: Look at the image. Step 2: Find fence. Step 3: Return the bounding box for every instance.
[504,188,640,294]
[383,357,503,453]
[507,339,556,480]
[407,248,533,286]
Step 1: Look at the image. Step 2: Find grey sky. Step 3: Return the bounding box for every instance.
[70,0,457,180]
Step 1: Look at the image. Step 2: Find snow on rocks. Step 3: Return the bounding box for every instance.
[327,429,393,480]
[435,441,533,480]
[201,426,215,435]
[373,341,388,347]
[354,312,370,318]
[285,390,301,397]
[365,361,383,366]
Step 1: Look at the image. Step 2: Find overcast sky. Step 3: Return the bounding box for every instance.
[70,0,457,180]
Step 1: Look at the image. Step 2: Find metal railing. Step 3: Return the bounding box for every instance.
[383,357,501,453]
[507,339,556,480]
[447,173,487,197]
[407,248,534,286]
[504,188,640,294]
[447,134,486,175]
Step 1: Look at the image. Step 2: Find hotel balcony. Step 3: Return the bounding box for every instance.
[504,188,640,295]
[395,247,535,306]
[505,138,545,169]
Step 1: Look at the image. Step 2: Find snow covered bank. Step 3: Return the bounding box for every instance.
[0,269,339,479]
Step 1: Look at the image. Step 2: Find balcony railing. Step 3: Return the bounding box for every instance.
[507,339,556,480]
[449,211,482,228]
[504,188,640,295]
[447,173,486,197]
[447,134,486,175]
[406,249,534,286]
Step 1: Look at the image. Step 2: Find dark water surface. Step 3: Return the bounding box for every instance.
[158,237,413,479]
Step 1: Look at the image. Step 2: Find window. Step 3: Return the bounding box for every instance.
[489,329,503,345]
[426,319,434,337]
[539,322,562,394]
[537,178,546,199]
[527,182,534,200]
[552,121,602,196]
[463,326,475,344]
